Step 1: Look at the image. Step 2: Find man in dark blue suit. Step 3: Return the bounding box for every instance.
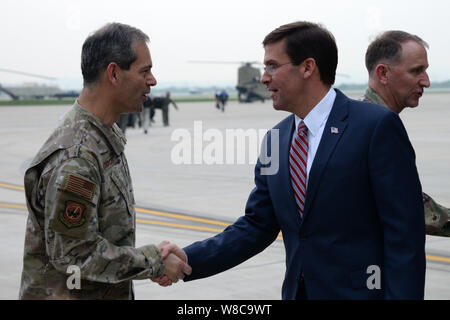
[158,21,426,299]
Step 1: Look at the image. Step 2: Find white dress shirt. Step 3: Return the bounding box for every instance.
[292,88,336,186]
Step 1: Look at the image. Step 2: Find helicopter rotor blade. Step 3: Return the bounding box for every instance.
[0,68,57,80]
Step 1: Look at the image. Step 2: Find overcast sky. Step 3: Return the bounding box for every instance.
[1,0,449,90]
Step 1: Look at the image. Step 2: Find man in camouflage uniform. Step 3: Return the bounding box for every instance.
[363,30,450,237]
[153,91,178,127]
[19,23,191,300]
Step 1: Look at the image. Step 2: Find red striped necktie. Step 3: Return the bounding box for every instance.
[289,121,308,217]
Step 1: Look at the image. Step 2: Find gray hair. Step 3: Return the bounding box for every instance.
[365,30,428,75]
[81,22,149,86]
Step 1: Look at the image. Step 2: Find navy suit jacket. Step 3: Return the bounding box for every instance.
[184,89,426,299]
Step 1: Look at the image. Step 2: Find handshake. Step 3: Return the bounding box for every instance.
[154,241,191,286]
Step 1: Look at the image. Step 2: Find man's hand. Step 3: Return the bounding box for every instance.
[153,241,191,286]
[158,240,188,261]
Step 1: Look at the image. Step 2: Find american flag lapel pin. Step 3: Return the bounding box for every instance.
[331,127,339,134]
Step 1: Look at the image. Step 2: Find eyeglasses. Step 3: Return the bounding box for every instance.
[264,62,292,75]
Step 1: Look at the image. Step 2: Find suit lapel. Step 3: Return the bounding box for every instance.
[302,89,349,220]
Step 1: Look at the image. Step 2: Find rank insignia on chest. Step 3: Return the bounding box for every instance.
[60,200,86,228]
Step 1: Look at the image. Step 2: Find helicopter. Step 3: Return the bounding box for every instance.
[189,61,350,103]
[0,68,69,100]
[236,62,271,103]
[189,61,270,103]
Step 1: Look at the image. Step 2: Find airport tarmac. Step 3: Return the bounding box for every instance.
[0,91,449,300]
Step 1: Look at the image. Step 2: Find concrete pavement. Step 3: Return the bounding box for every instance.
[0,91,449,299]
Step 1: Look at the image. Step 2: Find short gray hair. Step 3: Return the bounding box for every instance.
[81,22,149,86]
[365,30,428,75]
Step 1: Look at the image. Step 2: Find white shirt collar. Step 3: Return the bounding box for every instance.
[294,88,336,136]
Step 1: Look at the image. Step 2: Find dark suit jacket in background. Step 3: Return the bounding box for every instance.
[184,89,425,300]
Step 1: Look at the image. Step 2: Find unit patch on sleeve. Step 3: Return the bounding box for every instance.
[60,200,87,228]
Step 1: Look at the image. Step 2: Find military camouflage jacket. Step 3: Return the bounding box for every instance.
[362,87,450,237]
[19,101,165,300]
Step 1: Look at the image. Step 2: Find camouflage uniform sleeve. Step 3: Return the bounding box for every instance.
[424,192,450,237]
[43,156,165,284]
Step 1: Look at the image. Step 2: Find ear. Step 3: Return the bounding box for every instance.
[374,64,389,85]
[301,58,317,80]
[106,62,120,85]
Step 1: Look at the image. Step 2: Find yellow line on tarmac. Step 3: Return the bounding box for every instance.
[0,182,24,191]
[136,207,231,227]
[137,218,284,240]
[136,218,225,233]
[0,201,225,233]
[136,209,285,240]
[427,254,450,264]
[0,201,228,232]
[0,182,232,227]
[0,202,446,256]
[0,202,283,240]
[0,203,27,210]
[0,182,230,225]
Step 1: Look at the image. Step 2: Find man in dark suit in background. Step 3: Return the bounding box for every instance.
[157,21,426,299]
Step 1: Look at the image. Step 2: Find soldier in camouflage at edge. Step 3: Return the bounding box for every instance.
[19,23,191,300]
[362,30,450,237]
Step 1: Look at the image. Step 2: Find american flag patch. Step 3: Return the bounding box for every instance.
[64,174,95,200]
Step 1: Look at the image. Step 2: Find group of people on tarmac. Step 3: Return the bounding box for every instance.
[117,88,230,135]
[117,91,178,134]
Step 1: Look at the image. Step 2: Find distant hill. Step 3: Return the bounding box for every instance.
[430,80,450,88]
[335,83,366,91]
